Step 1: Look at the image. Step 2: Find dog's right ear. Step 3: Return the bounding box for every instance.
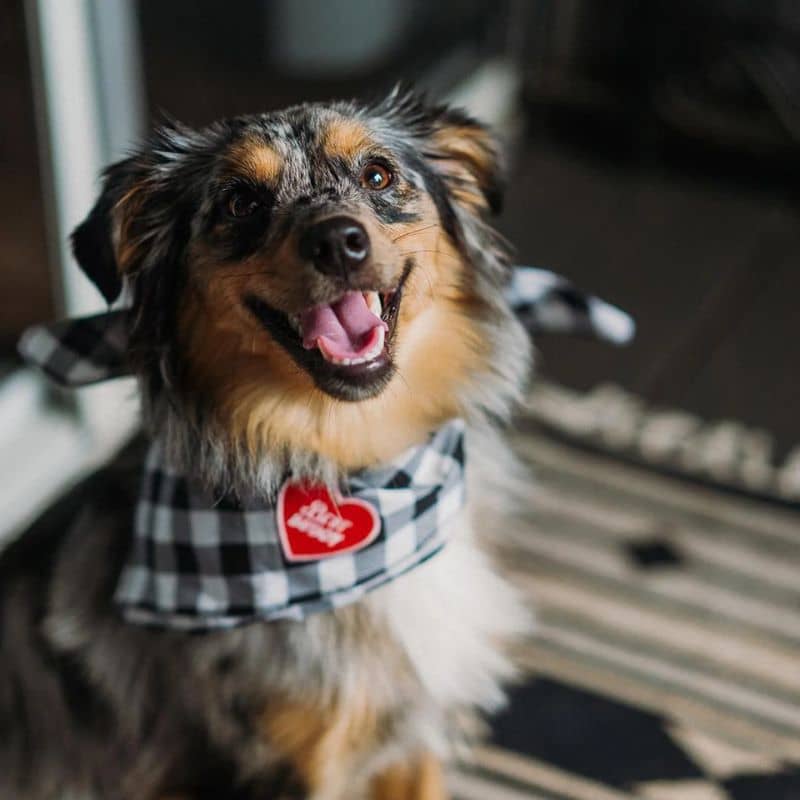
[71,122,198,305]
[71,163,131,304]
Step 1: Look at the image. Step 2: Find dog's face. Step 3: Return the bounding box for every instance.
[72,92,526,471]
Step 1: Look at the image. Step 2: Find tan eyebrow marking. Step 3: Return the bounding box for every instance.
[226,138,283,184]
[322,118,373,162]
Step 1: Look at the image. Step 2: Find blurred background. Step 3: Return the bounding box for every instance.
[2,1,799,797]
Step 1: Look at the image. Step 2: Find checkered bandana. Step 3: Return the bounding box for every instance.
[18,308,130,388]
[113,419,465,630]
[17,266,632,629]
[507,267,634,345]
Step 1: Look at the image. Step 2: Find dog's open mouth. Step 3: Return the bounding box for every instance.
[292,290,393,367]
[245,265,409,401]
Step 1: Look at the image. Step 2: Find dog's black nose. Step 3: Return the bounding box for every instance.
[299,216,370,277]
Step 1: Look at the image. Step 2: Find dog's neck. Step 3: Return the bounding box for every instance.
[154,395,459,500]
[149,314,514,496]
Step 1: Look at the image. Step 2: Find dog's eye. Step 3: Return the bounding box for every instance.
[227,188,262,218]
[360,163,393,191]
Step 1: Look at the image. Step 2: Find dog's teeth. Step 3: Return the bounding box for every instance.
[353,325,386,363]
[324,326,385,366]
[288,315,302,335]
[364,291,382,317]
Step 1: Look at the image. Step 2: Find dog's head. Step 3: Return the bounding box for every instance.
[72,90,529,478]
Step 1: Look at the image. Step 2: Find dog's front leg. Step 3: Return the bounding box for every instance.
[368,753,448,800]
[263,700,448,799]
[262,699,376,799]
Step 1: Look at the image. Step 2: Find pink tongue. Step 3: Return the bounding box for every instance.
[300,292,387,359]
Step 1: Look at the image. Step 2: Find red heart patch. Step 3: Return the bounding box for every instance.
[277,481,381,562]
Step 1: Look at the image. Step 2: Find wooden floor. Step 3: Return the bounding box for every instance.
[499,117,800,458]
[453,425,800,800]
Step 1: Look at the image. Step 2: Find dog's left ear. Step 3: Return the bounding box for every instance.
[422,106,505,215]
[379,89,505,215]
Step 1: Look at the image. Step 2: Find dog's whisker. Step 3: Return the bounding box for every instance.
[413,262,437,301]
[391,365,413,397]
[397,248,462,265]
[391,223,439,242]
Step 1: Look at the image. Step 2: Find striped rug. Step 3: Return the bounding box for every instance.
[453,423,800,799]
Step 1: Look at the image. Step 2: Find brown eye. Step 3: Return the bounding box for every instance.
[227,188,261,218]
[360,163,393,191]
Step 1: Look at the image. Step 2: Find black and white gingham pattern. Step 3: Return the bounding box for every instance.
[505,267,635,345]
[17,308,129,386]
[115,420,465,629]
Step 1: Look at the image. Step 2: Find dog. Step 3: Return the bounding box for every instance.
[2,89,545,799]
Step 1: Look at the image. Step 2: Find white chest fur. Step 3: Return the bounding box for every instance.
[375,513,531,713]
[367,427,534,723]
